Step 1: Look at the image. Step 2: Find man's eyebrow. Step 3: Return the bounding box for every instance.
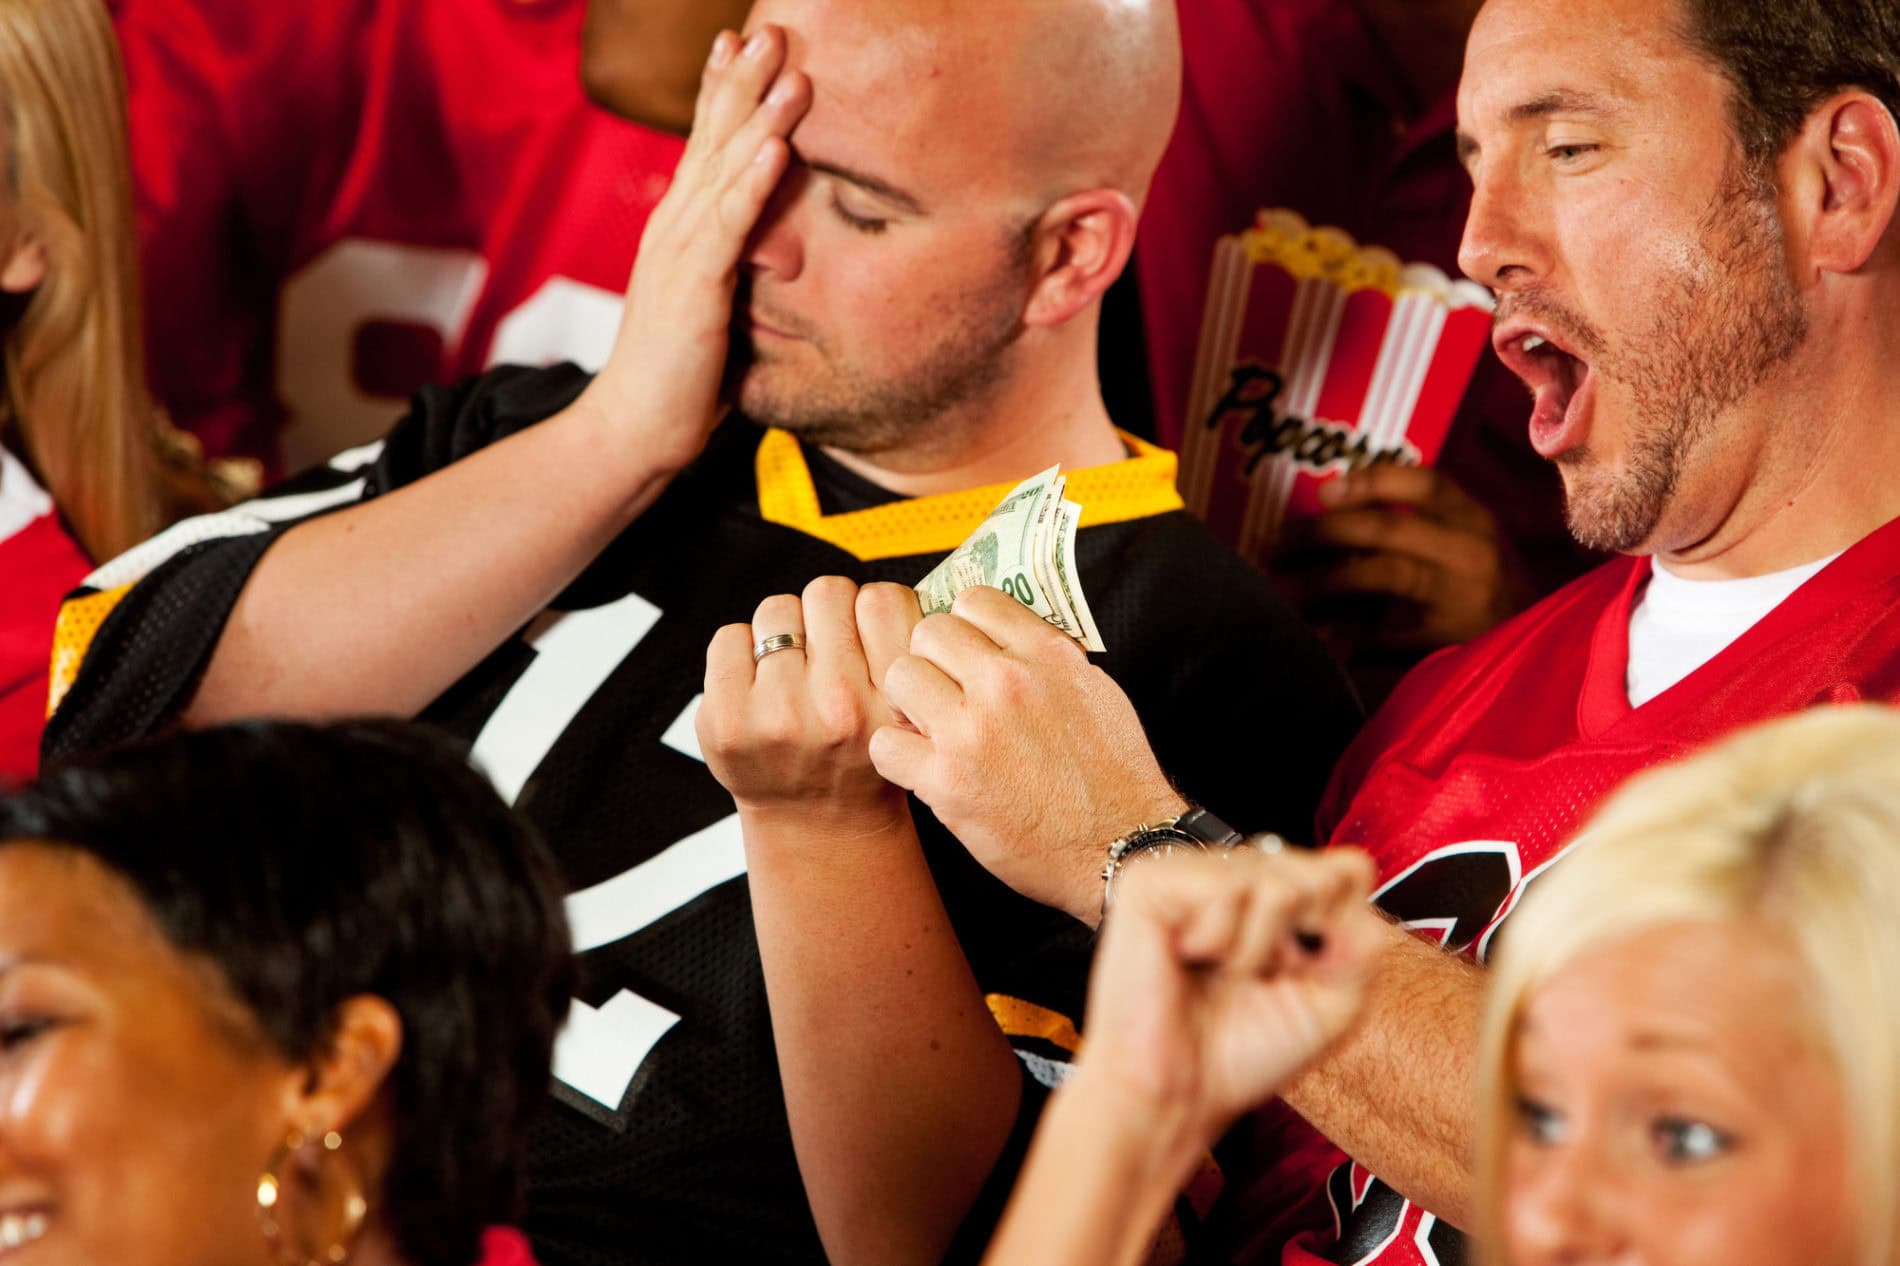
[1505,89,1621,125]
[1456,90,1624,167]
[803,157,928,215]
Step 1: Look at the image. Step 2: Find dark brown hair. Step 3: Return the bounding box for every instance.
[1680,0,1900,169]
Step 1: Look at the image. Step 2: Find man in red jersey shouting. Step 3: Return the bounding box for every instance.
[863,0,1900,1261]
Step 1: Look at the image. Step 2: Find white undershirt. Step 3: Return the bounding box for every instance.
[1625,552,1841,708]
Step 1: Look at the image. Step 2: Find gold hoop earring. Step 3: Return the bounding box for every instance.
[256,1127,370,1266]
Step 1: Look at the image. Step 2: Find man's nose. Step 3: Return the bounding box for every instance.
[1458,162,1550,293]
[742,161,808,280]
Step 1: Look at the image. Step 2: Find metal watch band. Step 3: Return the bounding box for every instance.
[1099,805,1242,918]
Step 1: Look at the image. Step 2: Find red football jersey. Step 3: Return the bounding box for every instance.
[0,452,90,783]
[115,0,684,474]
[1232,514,1900,1266]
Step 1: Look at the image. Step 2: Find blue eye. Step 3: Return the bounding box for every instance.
[1546,143,1599,163]
[1653,1117,1732,1163]
[1516,1095,1569,1146]
[830,193,889,235]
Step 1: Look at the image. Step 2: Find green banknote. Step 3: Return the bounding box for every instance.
[914,466,1108,652]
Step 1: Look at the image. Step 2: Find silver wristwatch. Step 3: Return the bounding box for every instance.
[1099,805,1244,918]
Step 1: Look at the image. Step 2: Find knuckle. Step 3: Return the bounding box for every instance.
[804,574,856,606]
[812,687,867,744]
[911,613,957,657]
[883,654,920,695]
[985,659,1035,707]
[858,581,913,620]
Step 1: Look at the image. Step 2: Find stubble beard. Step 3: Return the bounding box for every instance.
[727,245,1032,457]
[1554,161,1809,554]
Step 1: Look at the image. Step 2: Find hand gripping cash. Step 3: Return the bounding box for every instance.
[914,467,1107,652]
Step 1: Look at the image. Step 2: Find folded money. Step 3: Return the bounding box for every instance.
[915,466,1107,652]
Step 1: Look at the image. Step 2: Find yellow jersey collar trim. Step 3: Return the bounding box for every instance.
[754,429,1183,563]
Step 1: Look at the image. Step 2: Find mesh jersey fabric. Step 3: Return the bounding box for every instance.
[1208,515,1900,1266]
[44,362,1363,1266]
[115,0,684,474]
[0,450,90,783]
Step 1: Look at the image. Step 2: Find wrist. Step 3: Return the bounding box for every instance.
[566,374,714,493]
[736,789,911,844]
[1069,789,1190,928]
[1055,1060,1215,1204]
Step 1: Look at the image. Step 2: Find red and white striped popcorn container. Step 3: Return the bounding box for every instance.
[1177,209,1497,564]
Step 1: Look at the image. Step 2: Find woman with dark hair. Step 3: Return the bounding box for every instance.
[0,719,575,1266]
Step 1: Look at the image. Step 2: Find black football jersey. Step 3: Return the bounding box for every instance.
[45,363,1361,1266]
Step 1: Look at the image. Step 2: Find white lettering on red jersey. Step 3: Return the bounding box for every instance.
[116,0,684,474]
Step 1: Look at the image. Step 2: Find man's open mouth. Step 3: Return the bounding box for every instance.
[1495,321,1596,459]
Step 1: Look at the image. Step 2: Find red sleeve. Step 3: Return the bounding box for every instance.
[0,515,91,782]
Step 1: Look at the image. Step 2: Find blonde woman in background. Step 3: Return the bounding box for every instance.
[0,0,245,780]
[984,704,1900,1266]
[1476,703,1900,1266]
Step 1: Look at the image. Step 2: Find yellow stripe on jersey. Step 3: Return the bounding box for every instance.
[46,585,133,717]
[985,994,1083,1054]
[985,990,1227,1223]
[755,428,1185,562]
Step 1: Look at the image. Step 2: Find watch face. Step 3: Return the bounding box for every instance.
[1119,840,1172,871]
[1120,830,1201,865]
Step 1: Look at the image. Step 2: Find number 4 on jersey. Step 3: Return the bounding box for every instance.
[468,593,747,1116]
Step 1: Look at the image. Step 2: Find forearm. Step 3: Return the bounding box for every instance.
[742,798,1024,1266]
[1278,917,1484,1228]
[186,397,693,724]
[984,1065,1205,1266]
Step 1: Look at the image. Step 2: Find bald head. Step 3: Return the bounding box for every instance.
[749,0,1182,213]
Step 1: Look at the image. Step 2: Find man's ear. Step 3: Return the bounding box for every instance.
[276,995,404,1138]
[1022,189,1139,329]
[0,232,45,294]
[1784,92,1900,275]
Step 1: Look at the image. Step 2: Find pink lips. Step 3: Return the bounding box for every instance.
[1494,320,1595,459]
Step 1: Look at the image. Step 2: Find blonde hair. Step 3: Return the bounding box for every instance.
[1477,704,1900,1266]
[0,0,158,561]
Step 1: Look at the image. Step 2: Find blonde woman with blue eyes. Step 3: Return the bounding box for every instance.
[983,704,1900,1266]
[1474,703,1900,1266]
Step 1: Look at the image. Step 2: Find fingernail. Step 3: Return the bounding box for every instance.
[767,76,795,106]
[709,31,735,67]
[744,30,770,59]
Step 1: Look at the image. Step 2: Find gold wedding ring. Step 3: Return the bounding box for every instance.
[753,633,807,662]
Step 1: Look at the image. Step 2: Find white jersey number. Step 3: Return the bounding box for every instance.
[277,238,620,474]
[467,595,747,1114]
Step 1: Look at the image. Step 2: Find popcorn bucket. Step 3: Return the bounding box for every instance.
[1177,209,1497,563]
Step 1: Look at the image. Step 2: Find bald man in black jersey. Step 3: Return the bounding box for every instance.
[44,4,1356,1264]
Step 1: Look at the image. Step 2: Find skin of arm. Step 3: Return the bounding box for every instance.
[700,579,1025,1266]
[185,25,813,726]
[1277,910,1485,1231]
[985,1064,1203,1266]
[872,592,1484,1226]
[982,849,1383,1266]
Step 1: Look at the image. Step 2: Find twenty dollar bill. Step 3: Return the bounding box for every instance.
[914,466,1107,652]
